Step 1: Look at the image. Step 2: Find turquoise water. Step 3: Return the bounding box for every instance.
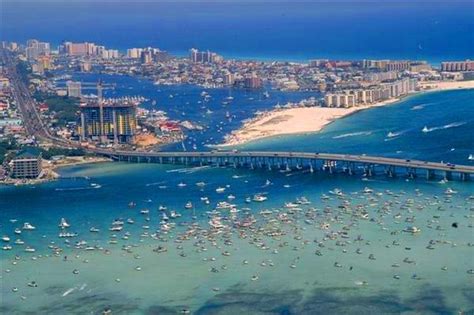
[1,88,473,314]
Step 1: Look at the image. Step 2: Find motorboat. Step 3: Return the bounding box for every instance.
[22,222,36,230]
[404,226,421,234]
[177,182,187,188]
[90,227,100,233]
[215,187,226,193]
[185,202,193,209]
[2,235,10,242]
[253,194,267,202]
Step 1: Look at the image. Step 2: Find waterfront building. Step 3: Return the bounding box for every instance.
[244,74,262,89]
[78,83,137,144]
[9,149,42,179]
[362,59,410,71]
[66,81,82,98]
[441,60,474,72]
[309,59,329,67]
[325,78,416,107]
[223,72,234,86]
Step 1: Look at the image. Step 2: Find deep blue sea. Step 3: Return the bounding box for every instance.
[2,1,474,63]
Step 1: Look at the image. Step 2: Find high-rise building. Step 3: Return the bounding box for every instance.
[189,48,220,63]
[9,149,42,179]
[141,50,153,64]
[223,72,234,86]
[244,74,262,89]
[441,60,474,72]
[67,81,82,98]
[25,39,50,60]
[78,84,137,144]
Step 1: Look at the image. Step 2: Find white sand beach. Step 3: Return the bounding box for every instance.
[218,80,474,146]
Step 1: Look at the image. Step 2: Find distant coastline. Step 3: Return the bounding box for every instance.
[217,80,474,147]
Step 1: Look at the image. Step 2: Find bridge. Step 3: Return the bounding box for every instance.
[95,150,474,181]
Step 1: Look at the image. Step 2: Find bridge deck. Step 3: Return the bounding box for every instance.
[95,150,474,174]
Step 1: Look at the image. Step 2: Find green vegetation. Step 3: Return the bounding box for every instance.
[0,138,20,164]
[34,92,80,126]
[39,147,86,159]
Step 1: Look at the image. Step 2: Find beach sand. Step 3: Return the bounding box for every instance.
[219,80,474,146]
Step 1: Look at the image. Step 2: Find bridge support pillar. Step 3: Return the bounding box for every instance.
[444,171,452,181]
[460,173,470,181]
[426,169,434,180]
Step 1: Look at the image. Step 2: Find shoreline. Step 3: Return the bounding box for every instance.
[217,80,474,147]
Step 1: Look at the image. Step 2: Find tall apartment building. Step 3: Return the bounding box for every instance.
[441,60,474,72]
[9,149,42,179]
[25,39,51,60]
[78,84,137,144]
[325,78,417,108]
[189,48,220,63]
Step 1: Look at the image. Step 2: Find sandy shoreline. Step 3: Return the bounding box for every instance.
[218,80,474,147]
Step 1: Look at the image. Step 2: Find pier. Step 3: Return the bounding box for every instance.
[95,150,474,181]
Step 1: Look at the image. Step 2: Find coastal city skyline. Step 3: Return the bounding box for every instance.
[1,1,473,314]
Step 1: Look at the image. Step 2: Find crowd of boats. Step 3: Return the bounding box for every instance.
[2,182,474,303]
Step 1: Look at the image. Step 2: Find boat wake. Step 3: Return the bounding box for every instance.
[422,121,466,133]
[332,131,372,139]
[384,129,408,141]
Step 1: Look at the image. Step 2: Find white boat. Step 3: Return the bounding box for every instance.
[2,245,12,250]
[469,154,474,160]
[170,211,181,219]
[216,201,235,209]
[185,202,193,209]
[284,202,299,208]
[24,246,36,253]
[215,187,226,193]
[109,226,123,232]
[59,218,70,229]
[140,209,150,214]
[177,182,187,188]
[227,194,236,200]
[159,205,167,211]
[329,189,344,196]
[253,194,267,202]
[127,218,135,224]
[260,209,273,215]
[209,217,226,229]
[404,226,421,234]
[90,227,100,233]
[14,239,24,245]
[2,235,10,242]
[14,228,21,235]
[196,181,206,187]
[363,187,374,194]
[22,222,36,230]
[422,126,430,133]
[444,188,457,194]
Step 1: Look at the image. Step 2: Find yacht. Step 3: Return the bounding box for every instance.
[329,189,344,196]
[363,187,374,194]
[215,187,226,193]
[170,211,181,219]
[90,227,100,233]
[177,182,187,188]
[2,235,10,242]
[469,154,474,160]
[127,218,135,224]
[227,194,236,200]
[24,247,36,253]
[59,218,70,229]
[22,222,36,230]
[196,181,206,187]
[422,126,430,133]
[185,202,193,209]
[109,225,123,232]
[404,226,421,234]
[14,239,25,245]
[444,188,457,195]
[253,194,268,202]
[208,217,226,229]
[14,228,21,235]
[140,209,150,214]
[2,245,12,250]
[158,205,167,211]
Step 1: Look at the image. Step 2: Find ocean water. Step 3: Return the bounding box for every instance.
[2,1,474,63]
[0,86,473,313]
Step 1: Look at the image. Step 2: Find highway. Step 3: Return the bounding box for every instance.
[95,150,474,175]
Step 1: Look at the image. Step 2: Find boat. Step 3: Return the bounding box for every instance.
[208,217,226,229]
[90,227,100,233]
[253,194,268,202]
[158,205,167,211]
[404,226,421,234]
[170,211,181,219]
[22,222,36,230]
[2,235,10,242]
[444,187,457,194]
[329,189,344,196]
[14,228,21,235]
[216,201,236,209]
[109,225,123,232]
[196,181,206,187]
[24,247,36,253]
[14,239,24,245]
[215,187,226,193]
[185,202,193,209]
[363,187,374,194]
[128,202,136,208]
[2,245,12,250]
[127,218,135,224]
[177,182,187,188]
[140,209,150,214]
[59,218,70,229]
[469,154,474,160]
[422,126,430,133]
[227,194,236,200]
